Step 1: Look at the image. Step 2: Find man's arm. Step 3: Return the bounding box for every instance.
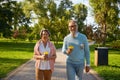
[62,37,68,54]
[84,36,91,72]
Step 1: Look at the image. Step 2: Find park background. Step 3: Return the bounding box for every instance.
[0,0,120,80]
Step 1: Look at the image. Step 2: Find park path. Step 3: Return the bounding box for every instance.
[3,48,103,80]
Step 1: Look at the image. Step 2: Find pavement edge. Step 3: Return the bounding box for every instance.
[2,59,33,80]
[90,69,104,80]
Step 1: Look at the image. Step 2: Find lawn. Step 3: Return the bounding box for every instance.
[90,45,120,80]
[0,40,35,78]
[0,39,120,80]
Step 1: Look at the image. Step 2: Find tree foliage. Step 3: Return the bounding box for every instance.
[22,0,88,41]
[90,0,120,46]
[0,0,15,37]
[73,4,87,32]
[0,0,30,38]
[0,0,88,41]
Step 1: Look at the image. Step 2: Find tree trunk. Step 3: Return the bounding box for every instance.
[101,24,107,46]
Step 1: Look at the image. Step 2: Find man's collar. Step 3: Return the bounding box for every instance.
[70,32,79,37]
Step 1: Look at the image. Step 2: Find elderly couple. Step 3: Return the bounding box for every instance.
[34,20,90,80]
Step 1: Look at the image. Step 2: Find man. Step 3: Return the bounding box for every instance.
[62,20,90,80]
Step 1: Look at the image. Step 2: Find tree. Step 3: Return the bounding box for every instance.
[23,0,88,42]
[0,0,14,37]
[22,0,73,41]
[12,2,31,31]
[85,25,93,40]
[0,0,30,38]
[72,3,87,33]
[90,0,119,46]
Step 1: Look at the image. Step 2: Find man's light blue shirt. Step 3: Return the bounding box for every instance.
[62,32,90,65]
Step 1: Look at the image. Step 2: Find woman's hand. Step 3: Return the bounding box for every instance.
[47,54,56,60]
[36,55,45,60]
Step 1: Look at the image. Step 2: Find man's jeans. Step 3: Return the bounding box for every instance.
[66,62,84,80]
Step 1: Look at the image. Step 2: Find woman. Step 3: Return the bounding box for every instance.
[34,29,56,80]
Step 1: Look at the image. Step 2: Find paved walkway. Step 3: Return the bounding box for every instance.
[3,49,103,80]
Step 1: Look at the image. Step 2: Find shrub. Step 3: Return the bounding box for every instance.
[112,40,120,49]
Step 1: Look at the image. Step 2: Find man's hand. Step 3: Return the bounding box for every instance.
[66,48,73,54]
[66,46,74,54]
[85,66,90,73]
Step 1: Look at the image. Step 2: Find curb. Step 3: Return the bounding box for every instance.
[2,59,33,80]
[90,69,104,80]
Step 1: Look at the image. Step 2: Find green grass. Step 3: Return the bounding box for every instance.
[0,40,35,78]
[90,45,120,80]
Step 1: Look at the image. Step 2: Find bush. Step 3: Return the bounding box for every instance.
[112,40,120,48]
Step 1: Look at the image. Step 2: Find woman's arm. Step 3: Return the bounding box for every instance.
[34,54,45,60]
[33,40,45,60]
